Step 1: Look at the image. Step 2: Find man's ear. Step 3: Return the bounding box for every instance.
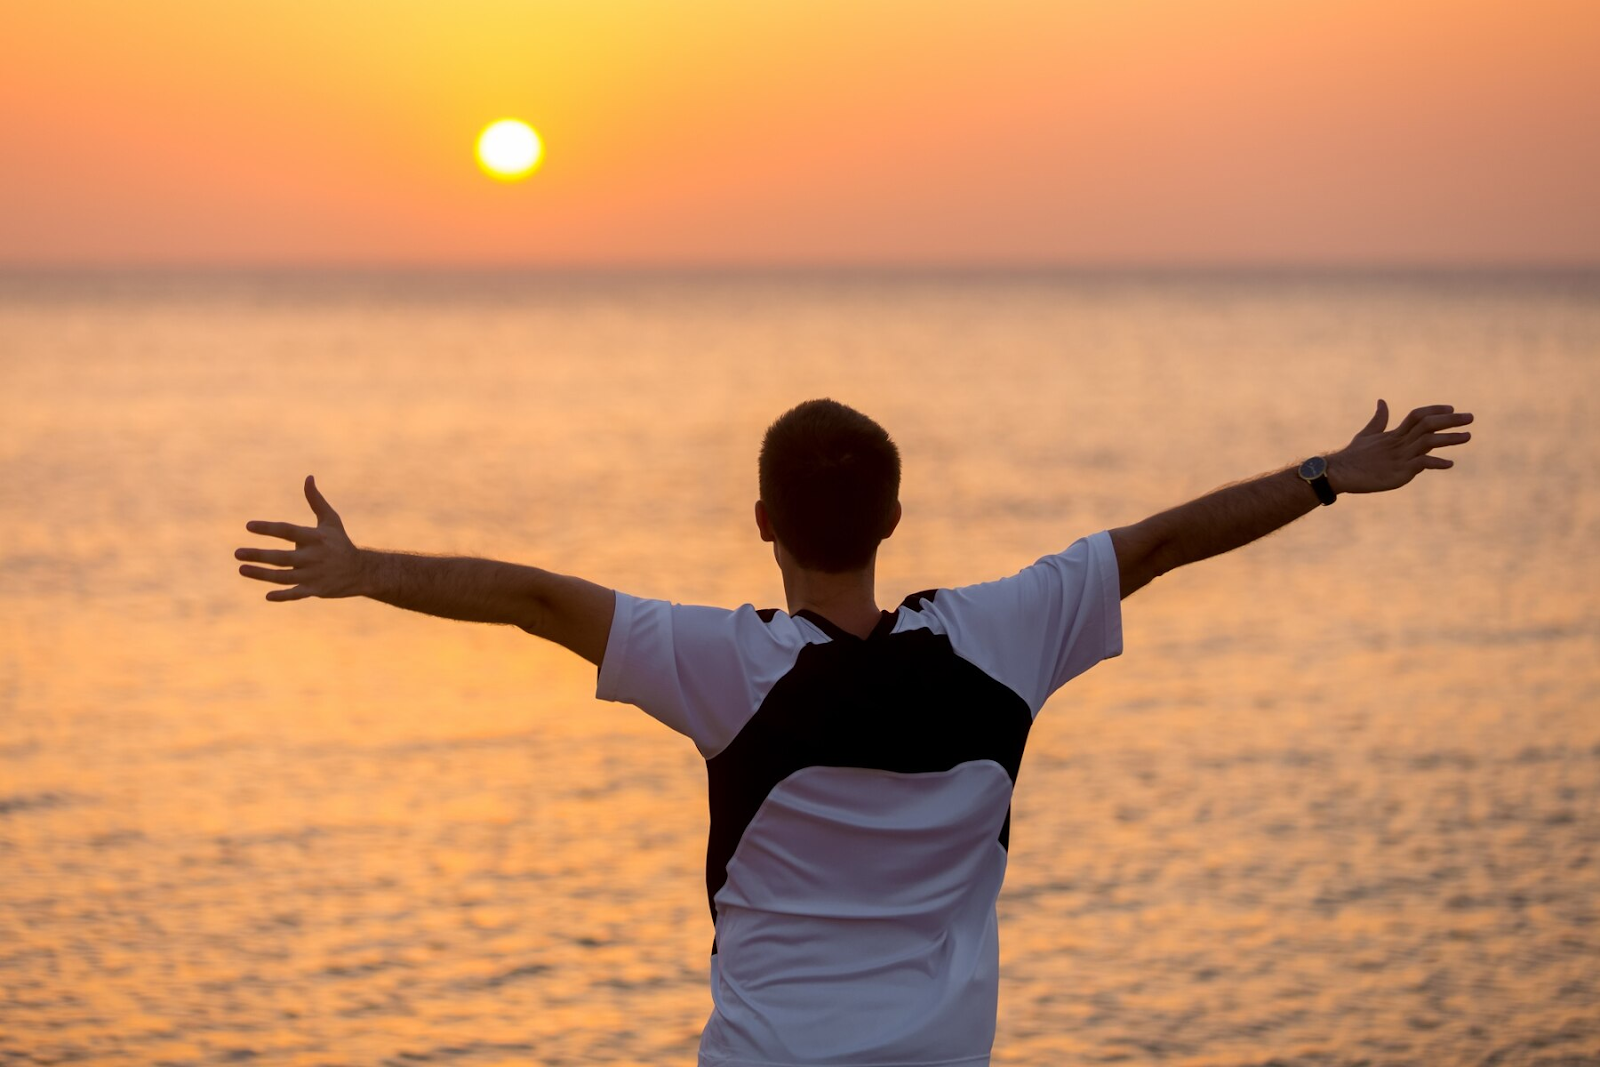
[754,500,776,543]
[882,500,903,540]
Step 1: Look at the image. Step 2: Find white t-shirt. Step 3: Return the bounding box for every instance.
[596,530,1123,1066]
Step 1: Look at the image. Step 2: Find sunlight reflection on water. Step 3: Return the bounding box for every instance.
[1,270,1597,1066]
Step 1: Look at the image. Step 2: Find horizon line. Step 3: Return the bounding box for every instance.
[2,259,1599,277]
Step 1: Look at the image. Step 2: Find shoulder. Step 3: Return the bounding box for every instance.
[599,594,828,757]
[602,593,823,692]
[889,531,1123,714]
[609,592,814,646]
[899,531,1116,625]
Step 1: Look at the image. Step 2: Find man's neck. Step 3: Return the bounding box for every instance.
[780,563,882,640]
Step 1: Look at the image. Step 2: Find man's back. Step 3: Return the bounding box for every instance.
[598,532,1123,1065]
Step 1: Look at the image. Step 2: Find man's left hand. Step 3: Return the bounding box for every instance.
[1327,400,1473,495]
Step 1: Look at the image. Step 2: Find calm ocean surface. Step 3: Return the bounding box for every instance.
[1,269,1597,1066]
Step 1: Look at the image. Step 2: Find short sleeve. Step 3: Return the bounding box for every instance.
[910,530,1123,716]
[595,592,808,758]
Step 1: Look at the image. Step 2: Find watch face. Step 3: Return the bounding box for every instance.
[1299,455,1327,480]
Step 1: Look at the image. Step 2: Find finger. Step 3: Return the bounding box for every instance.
[235,547,298,565]
[239,563,299,585]
[1357,398,1388,436]
[1396,404,1455,436]
[1417,412,1474,434]
[1421,456,1454,469]
[1417,431,1472,451]
[245,520,317,544]
[305,475,341,525]
[266,586,316,602]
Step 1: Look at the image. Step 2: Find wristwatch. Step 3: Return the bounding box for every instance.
[1298,455,1336,506]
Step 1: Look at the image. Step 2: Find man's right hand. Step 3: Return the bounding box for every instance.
[1326,400,1473,495]
[237,476,616,665]
[236,475,365,601]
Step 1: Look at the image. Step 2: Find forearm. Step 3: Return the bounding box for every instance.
[1143,465,1321,575]
[1113,398,1473,598]
[357,549,553,629]
[239,477,618,663]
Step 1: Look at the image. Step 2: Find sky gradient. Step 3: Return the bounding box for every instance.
[3,0,1597,267]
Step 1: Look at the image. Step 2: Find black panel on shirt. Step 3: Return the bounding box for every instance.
[703,614,1033,943]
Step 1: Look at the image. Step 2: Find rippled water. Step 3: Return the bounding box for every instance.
[1,270,1597,1066]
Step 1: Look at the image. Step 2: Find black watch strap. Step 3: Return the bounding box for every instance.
[1298,455,1337,506]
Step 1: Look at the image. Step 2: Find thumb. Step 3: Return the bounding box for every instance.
[1357,398,1388,437]
[305,474,341,525]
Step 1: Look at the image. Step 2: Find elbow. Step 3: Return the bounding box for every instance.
[1111,521,1177,599]
[1127,542,1181,599]
[1149,535,1184,579]
[516,585,552,637]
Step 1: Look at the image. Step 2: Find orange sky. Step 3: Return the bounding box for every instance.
[2,0,1597,267]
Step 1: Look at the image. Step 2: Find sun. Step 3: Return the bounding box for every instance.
[476,119,543,181]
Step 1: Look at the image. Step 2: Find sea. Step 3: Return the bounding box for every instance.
[1,268,1597,1066]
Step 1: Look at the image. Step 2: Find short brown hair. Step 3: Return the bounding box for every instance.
[758,399,901,572]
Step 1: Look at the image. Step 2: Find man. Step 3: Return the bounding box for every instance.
[236,397,1472,1066]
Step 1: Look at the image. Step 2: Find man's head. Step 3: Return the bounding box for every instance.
[756,399,902,573]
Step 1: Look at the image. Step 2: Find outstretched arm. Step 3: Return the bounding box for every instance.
[1108,400,1474,599]
[235,476,614,665]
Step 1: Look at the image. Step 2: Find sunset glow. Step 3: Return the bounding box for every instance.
[0,0,1596,266]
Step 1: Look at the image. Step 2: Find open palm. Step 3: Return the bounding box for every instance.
[1331,400,1473,494]
[235,475,364,601]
